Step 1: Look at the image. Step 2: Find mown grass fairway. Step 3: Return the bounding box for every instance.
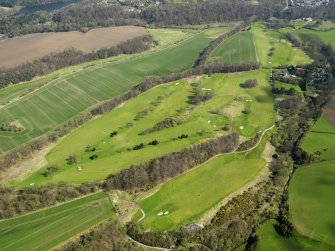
[0,192,114,251]
[18,70,274,185]
[0,31,215,155]
[208,31,257,64]
[138,130,271,231]
[302,114,335,160]
[252,24,312,67]
[255,220,333,251]
[289,160,335,247]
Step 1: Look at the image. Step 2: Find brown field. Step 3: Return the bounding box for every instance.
[0,26,147,68]
[324,96,335,127]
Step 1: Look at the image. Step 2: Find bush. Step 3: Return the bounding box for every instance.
[240,79,258,88]
[133,143,144,151]
[89,154,98,160]
[148,140,159,146]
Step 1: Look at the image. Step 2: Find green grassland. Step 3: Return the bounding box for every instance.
[281,27,335,51]
[148,28,200,47]
[301,114,335,160]
[289,160,335,248]
[252,24,312,67]
[255,220,333,251]
[208,31,258,65]
[0,29,217,155]
[0,192,114,251]
[138,131,271,231]
[16,70,274,186]
[274,81,301,91]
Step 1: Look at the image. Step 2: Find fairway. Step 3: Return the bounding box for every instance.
[18,70,274,185]
[252,24,312,67]
[138,130,271,231]
[208,31,258,64]
[289,160,335,247]
[255,220,333,251]
[0,30,215,155]
[0,192,114,251]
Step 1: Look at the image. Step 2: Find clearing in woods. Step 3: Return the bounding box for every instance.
[16,70,274,185]
[0,29,218,155]
[0,192,115,251]
[207,31,258,65]
[0,26,148,68]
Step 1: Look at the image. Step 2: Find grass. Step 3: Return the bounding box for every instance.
[301,114,335,161]
[281,27,335,51]
[289,160,335,248]
[148,28,199,47]
[138,129,272,232]
[255,220,334,251]
[16,70,274,185]
[208,31,258,65]
[0,30,215,155]
[274,81,301,91]
[0,192,114,251]
[252,24,312,67]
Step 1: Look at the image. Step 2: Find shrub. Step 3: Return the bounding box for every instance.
[240,79,258,88]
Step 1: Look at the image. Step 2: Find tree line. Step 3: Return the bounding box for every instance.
[0,35,155,89]
[0,182,100,219]
[0,0,72,7]
[103,133,239,191]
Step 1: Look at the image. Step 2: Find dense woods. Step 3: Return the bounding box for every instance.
[104,133,239,191]
[0,34,155,88]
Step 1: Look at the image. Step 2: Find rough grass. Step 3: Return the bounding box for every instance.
[252,24,312,67]
[138,129,271,232]
[0,192,114,251]
[148,28,198,47]
[208,31,257,64]
[0,31,214,155]
[289,160,335,248]
[16,70,274,186]
[256,220,334,251]
[274,81,301,91]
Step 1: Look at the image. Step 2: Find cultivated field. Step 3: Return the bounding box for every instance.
[208,31,258,64]
[0,30,216,155]
[17,70,274,185]
[252,24,312,67]
[0,26,148,68]
[255,220,333,251]
[0,192,114,251]
[139,132,270,231]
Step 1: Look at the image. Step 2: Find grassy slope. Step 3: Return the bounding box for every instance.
[139,132,271,232]
[255,220,334,251]
[274,81,301,91]
[17,70,274,185]
[289,161,335,247]
[208,31,257,64]
[252,24,312,67]
[0,192,114,251]
[0,30,214,154]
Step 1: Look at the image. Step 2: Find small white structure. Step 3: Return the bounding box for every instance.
[240,126,244,130]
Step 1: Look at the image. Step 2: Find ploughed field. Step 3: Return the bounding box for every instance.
[0,29,216,155]
[17,69,275,186]
[0,26,148,68]
[0,192,114,251]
